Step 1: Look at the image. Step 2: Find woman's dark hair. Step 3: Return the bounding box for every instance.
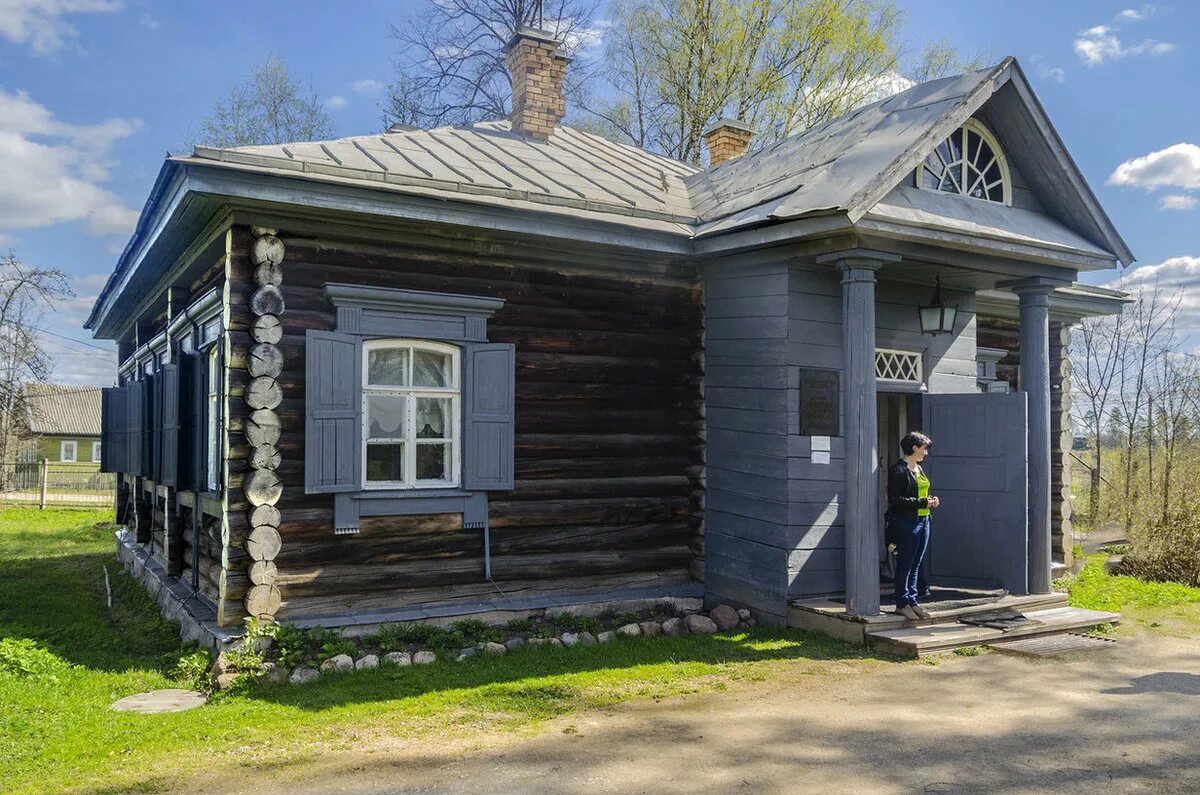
[900,431,932,456]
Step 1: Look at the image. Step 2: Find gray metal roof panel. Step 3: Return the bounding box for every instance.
[23,384,103,437]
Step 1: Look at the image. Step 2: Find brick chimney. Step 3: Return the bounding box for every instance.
[505,27,571,139]
[703,118,754,166]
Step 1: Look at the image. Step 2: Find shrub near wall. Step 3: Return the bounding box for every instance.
[1122,506,1200,587]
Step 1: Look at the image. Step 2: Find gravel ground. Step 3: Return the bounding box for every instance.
[176,629,1200,795]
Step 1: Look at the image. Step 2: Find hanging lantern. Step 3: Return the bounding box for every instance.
[918,276,958,335]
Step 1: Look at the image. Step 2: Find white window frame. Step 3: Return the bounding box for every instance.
[361,339,461,490]
[92,441,102,463]
[60,440,77,463]
[206,344,220,492]
[916,119,1012,206]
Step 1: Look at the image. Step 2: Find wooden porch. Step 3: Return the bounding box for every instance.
[789,587,1119,658]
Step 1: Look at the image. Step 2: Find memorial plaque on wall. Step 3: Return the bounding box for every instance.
[799,368,840,436]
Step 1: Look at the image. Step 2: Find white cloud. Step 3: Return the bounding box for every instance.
[351,79,384,95]
[1074,24,1175,66]
[325,95,347,111]
[1160,194,1198,211]
[21,271,117,384]
[1107,256,1200,331]
[1108,143,1200,192]
[0,0,122,54]
[1115,5,1157,23]
[1035,62,1066,83]
[0,89,141,236]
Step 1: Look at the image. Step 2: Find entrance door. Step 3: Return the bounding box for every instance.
[921,393,1029,595]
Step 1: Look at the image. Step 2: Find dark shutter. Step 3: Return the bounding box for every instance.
[100,387,127,473]
[178,352,204,490]
[159,363,180,487]
[305,330,362,493]
[463,343,515,490]
[126,380,143,476]
[149,375,162,480]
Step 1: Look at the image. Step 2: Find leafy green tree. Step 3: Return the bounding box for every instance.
[588,0,985,163]
[194,57,335,149]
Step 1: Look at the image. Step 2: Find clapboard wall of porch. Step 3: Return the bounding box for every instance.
[704,257,977,623]
[224,226,705,620]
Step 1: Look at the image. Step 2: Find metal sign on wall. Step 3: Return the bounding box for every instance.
[799,368,840,436]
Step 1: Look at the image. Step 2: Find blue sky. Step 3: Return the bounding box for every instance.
[1,0,1197,384]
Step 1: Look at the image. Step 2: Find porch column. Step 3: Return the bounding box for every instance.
[819,249,898,617]
[1011,280,1056,594]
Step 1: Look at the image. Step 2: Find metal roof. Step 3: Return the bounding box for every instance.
[23,383,102,437]
[186,121,700,225]
[688,65,1004,230]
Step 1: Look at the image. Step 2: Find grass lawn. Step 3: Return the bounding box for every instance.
[1062,554,1200,637]
[0,507,879,795]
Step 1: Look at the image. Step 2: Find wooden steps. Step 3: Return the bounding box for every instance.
[865,606,1121,658]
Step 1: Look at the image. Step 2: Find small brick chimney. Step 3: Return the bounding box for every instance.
[703,118,754,166]
[505,27,570,139]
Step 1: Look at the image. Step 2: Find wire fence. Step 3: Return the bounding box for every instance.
[0,460,115,508]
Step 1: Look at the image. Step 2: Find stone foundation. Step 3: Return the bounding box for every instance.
[115,528,242,653]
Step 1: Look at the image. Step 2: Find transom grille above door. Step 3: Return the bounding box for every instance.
[875,348,922,383]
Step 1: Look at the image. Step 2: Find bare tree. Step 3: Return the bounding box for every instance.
[1150,352,1200,522]
[1071,311,1126,519]
[194,56,336,149]
[0,252,72,469]
[1115,282,1180,531]
[385,0,601,129]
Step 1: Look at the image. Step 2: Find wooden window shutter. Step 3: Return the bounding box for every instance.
[463,343,515,490]
[126,381,143,476]
[177,352,204,490]
[141,377,155,478]
[152,373,164,481]
[159,363,180,487]
[100,386,127,473]
[305,330,362,493]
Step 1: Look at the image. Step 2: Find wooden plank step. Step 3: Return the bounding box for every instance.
[865,607,1121,658]
[989,632,1117,658]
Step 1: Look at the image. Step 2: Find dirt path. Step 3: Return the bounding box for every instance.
[180,631,1200,794]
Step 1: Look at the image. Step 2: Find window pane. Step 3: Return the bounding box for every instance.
[367,394,407,439]
[366,443,404,482]
[416,442,449,481]
[415,397,451,439]
[368,348,409,386]
[413,349,452,387]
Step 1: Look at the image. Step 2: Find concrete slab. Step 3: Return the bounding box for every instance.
[111,689,206,714]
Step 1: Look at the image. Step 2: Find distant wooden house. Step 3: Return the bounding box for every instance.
[89,29,1130,642]
[22,384,103,467]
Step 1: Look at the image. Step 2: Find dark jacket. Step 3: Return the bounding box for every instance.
[884,461,929,546]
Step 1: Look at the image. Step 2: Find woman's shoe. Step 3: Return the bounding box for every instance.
[896,605,920,621]
[912,605,932,620]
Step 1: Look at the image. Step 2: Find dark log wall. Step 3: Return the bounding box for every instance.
[225,226,705,619]
[977,315,1074,565]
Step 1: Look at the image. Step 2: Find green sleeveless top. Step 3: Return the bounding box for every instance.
[915,468,930,517]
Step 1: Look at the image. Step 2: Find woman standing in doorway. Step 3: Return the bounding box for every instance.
[888,431,940,621]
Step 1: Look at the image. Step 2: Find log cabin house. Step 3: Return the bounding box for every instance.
[89,29,1131,645]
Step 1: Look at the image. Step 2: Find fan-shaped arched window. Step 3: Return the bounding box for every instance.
[917,120,1010,205]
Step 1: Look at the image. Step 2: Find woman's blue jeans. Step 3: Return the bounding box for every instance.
[894,515,931,608]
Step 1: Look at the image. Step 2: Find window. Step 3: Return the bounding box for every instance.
[206,345,220,491]
[917,120,1010,205]
[362,340,460,489]
[60,440,77,463]
[92,441,102,463]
